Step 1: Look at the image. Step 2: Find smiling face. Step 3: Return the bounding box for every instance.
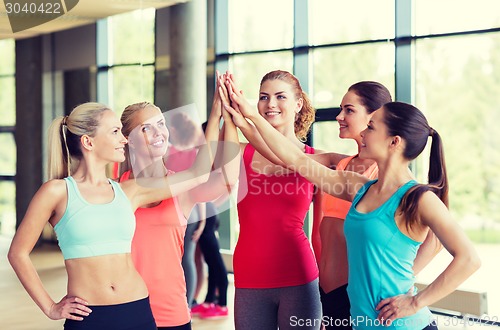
[359,106,392,161]
[337,90,374,143]
[128,105,169,160]
[91,110,128,163]
[257,79,303,129]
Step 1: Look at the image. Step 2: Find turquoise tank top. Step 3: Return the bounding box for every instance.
[54,177,136,260]
[344,180,434,330]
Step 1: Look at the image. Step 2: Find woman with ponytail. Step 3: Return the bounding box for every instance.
[8,100,225,330]
[224,94,481,330]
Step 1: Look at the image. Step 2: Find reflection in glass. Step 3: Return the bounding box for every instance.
[228,0,293,52]
[312,43,395,109]
[310,0,394,45]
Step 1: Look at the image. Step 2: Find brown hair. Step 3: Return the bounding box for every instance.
[383,102,449,230]
[260,70,315,142]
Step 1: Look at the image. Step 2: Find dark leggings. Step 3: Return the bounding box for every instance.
[157,321,192,330]
[64,297,156,330]
[319,284,352,329]
[182,209,199,308]
[198,213,228,306]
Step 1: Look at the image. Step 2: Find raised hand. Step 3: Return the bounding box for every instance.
[225,72,259,119]
[210,70,224,119]
[48,295,92,321]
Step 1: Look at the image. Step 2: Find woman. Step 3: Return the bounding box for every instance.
[118,74,239,329]
[225,94,481,330]
[226,70,324,330]
[313,81,390,329]
[7,101,223,330]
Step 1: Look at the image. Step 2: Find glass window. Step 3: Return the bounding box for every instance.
[312,121,358,155]
[310,0,394,45]
[110,65,155,117]
[228,0,294,53]
[415,0,500,36]
[0,133,16,175]
[312,43,395,109]
[0,77,16,126]
[230,51,294,107]
[0,39,15,75]
[0,181,16,237]
[110,9,156,65]
[415,33,500,316]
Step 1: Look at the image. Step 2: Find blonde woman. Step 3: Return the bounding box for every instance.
[8,101,223,330]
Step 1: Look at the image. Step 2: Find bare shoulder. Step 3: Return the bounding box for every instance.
[39,179,67,199]
[418,190,450,224]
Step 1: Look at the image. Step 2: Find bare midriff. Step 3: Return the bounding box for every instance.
[319,217,348,293]
[65,253,148,305]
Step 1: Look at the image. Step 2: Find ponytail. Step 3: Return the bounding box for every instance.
[48,116,70,180]
[47,102,111,180]
[382,102,449,229]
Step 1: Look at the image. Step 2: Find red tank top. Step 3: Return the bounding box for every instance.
[234,144,319,288]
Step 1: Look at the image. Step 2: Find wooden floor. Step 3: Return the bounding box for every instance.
[0,236,234,330]
[1,235,498,330]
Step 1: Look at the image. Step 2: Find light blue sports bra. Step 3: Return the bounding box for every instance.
[54,177,135,260]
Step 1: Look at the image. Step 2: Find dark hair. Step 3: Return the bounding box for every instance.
[348,81,392,113]
[383,102,449,229]
[260,70,315,142]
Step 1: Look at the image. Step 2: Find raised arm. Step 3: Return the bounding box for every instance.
[124,74,224,210]
[223,73,286,166]
[8,181,92,321]
[376,192,480,323]
[223,88,367,201]
[185,103,241,207]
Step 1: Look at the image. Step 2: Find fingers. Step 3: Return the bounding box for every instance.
[51,296,92,321]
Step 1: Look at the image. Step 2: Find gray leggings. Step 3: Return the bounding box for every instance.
[235,279,321,330]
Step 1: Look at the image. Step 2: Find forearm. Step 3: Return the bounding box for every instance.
[192,111,220,180]
[8,253,55,316]
[238,121,285,166]
[413,250,480,310]
[220,119,241,187]
[249,114,305,169]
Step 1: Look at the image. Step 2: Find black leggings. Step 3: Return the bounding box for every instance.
[198,213,228,306]
[157,321,192,330]
[320,284,351,329]
[64,297,156,330]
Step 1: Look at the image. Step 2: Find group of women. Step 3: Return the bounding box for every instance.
[8,68,480,330]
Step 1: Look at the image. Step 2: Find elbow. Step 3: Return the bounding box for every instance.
[7,247,22,269]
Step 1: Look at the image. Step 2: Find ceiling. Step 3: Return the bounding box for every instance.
[0,0,188,40]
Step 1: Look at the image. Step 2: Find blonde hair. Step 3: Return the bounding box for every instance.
[119,101,162,178]
[48,102,111,179]
[260,70,316,142]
